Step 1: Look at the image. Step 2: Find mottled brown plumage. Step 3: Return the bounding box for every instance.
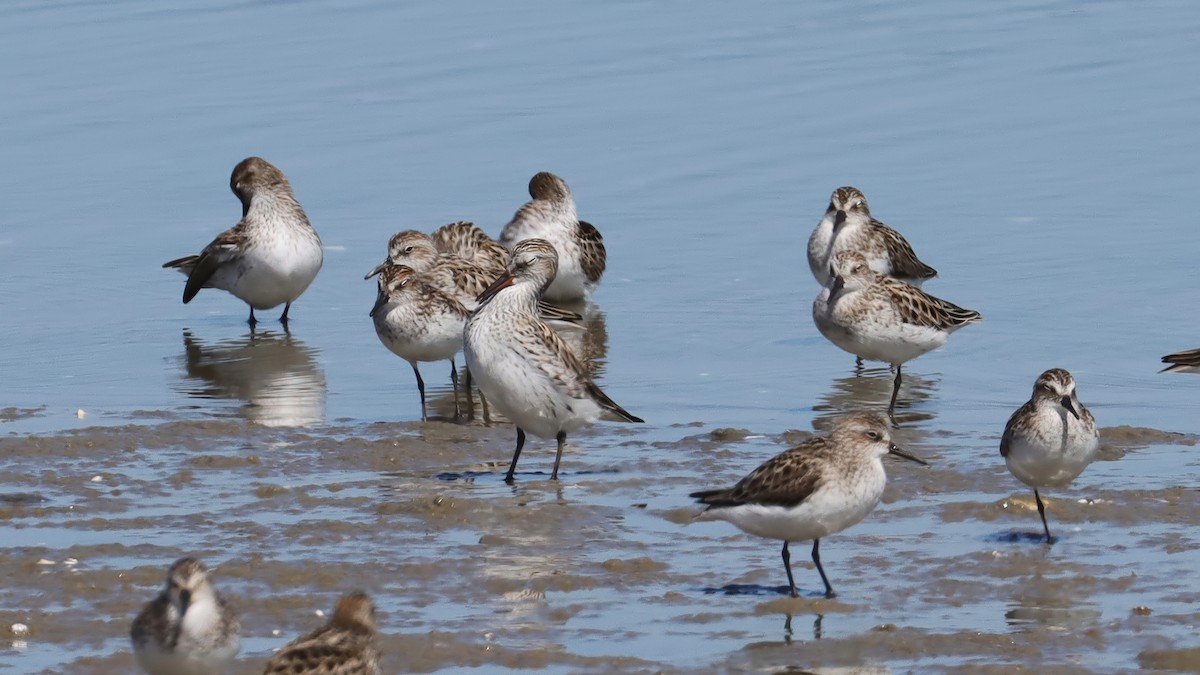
[1160,347,1200,373]
[262,593,381,675]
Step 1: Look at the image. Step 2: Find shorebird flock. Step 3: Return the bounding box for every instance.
[152,158,1193,670]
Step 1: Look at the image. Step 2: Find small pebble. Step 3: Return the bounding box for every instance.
[76,409,86,419]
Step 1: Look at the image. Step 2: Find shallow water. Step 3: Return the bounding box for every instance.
[3,0,1200,672]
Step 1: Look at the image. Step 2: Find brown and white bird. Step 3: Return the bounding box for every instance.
[262,592,381,675]
[464,239,642,482]
[807,186,936,288]
[499,172,606,304]
[813,250,980,415]
[1000,368,1099,543]
[130,557,241,675]
[691,412,928,598]
[370,264,470,421]
[163,157,323,327]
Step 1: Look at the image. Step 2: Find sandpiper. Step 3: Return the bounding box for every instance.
[130,557,241,675]
[691,412,927,598]
[262,592,381,675]
[498,172,606,303]
[813,250,980,415]
[1000,368,1099,543]
[807,186,936,288]
[370,264,470,421]
[464,239,642,482]
[163,157,323,327]
[1160,348,1200,373]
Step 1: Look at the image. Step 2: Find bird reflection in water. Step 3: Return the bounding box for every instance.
[813,366,938,426]
[176,329,326,427]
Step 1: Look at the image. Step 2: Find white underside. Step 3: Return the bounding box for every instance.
[813,288,948,364]
[464,310,600,439]
[1005,408,1099,488]
[696,463,886,542]
[203,233,323,310]
[373,302,463,365]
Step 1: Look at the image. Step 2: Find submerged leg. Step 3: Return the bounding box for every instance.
[812,538,835,598]
[411,363,427,422]
[248,307,258,329]
[782,541,798,598]
[449,361,461,420]
[888,364,903,416]
[279,301,292,326]
[1034,488,1054,544]
[550,431,567,480]
[854,356,864,373]
[503,428,526,484]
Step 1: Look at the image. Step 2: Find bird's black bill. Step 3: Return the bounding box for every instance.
[833,210,847,228]
[829,275,845,298]
[364,261,388,280]
[1060,397,1080,419]
[888,443,929,466]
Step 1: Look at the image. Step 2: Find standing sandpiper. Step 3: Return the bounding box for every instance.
[163,157,323,328]
[813,250,980,416]
[499,172,606,304]
[464,239,642,482]
[807,186,936,288]
[691,412,928,598]
[1001,368,1099,543]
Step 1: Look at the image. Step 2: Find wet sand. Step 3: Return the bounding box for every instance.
[2,416,1199,673]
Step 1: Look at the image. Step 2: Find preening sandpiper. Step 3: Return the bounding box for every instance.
[130,557,240,675]
[807,186,936,288]
[163,157,323,328]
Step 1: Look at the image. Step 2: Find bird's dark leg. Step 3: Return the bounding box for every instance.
[449,361,461,420]
[888,364,903,417]
[463,369,475,420]
[812,538,835,598]
[248,307,258,329]
[1034,488,1055,544]
[480,391,491,425]
[854,356,864,374]
[503,428,526,484]
[411,364,427,422]
[782,541,798,598]
[550,431,567,480]
[279,302,292,326]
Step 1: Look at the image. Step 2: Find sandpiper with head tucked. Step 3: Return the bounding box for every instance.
[131,557,240,675]
[1001,368,1099,543]
[163,157,323,328]
[499,172,606,304]
[691,412,927,598]
[464,239,642,482]
[262,592,381,675]
[813,250,980,415]
[807,186,936,288]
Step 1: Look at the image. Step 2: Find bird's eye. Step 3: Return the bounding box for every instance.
[866,430,881,440]
[854,200,863,208]
[403,246,414,253]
